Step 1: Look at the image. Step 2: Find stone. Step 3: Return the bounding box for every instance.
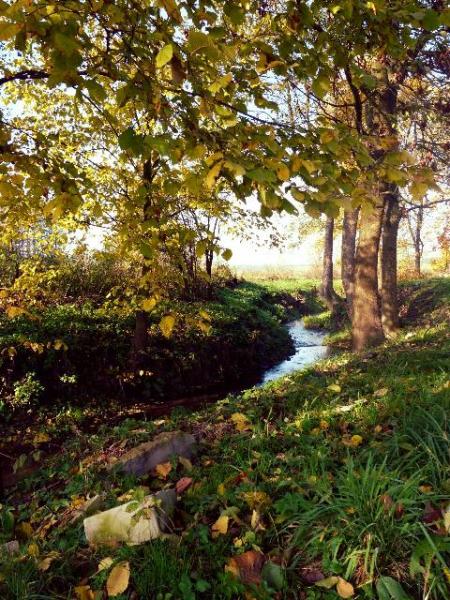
[70,493,106,525]
[112,431,196,477]
[0,540,19,556]
[83,489,176,546]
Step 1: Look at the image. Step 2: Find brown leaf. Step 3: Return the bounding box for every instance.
[176,477,193,494]
[301,569,325,585]
[337,577,354,598]
[225,550,266,585]
[380,494,394,511]
[154,461,172,479]
[74,586,95,600]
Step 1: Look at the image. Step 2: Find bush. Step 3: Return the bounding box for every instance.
[12,372,44,408]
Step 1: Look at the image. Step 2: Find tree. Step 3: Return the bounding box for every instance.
[1,1,449,351]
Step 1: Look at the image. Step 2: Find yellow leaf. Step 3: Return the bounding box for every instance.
[343,434,363,448]
[212,515,229,538]
[53,339,68,351]
[327,384,341,393]
[106,561,130,597]
[38,551,60,571]
[0,23,22,42]
[209,72,233,94]
[142,297,158,312]
[217,483,226,496]
[337,577,355,598]
[33,432,50,445]
[225,161,246,177]
[276,164,290,181]
[17,522,33,538]
[230,412,252,432]
[373,387,388,398]
[159,314,176,338]
[97,557,114,573]
[241,491,271,510]
[156,43,173,69]
[27,542,39,557]
[155,461,172,479]
[74,585,95,600]
[6,306,26,319]
[205,160,223,189]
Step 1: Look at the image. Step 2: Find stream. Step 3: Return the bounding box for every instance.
[259,318,329,385]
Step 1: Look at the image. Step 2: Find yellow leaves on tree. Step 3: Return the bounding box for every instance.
[159,314,176,338]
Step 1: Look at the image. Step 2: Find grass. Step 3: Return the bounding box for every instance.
[0,278,449,599]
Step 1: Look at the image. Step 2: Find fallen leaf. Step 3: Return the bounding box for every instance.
[74,585,95,600]
[212,515,229,538]
[176,477,193,494]
[374,388,389,397]
[380,494,394,511]
[225,550,266,585]
[327,384,341,393]
[106,561,130,597]
[230,412,252,432]
[33,432,50,444]
[27,542,39,557]
[217,483,226,495]
[38,551,60,571]
[242,491,271,510]
[154,462,172,479]
[337,577,354,598]
[97,557,114,573]
[179,456,193,471]
[316,576,339,589]
[343,434,363,448]
[301,569,325,584]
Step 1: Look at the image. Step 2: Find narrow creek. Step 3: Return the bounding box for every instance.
[258,318,329,385]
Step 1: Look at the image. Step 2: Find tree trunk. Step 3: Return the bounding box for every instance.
[352,202,385,351]
[131,309,149,369]
[341,208,359,319]
[380,187,401,337]
[320,215,340,313]
[414,205,424,277]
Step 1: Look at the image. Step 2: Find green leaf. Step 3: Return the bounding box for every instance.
[224,4,245,25]
[246,168,276,183]
[156,43,174,68]
[84,79,107,102]
[222,248,232,261]
[421,9,440,31]
[262,562,284,591]
[376,576,412,600]
[312,75,330,99]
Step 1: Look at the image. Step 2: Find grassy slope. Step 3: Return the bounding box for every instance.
[1,279,449,600]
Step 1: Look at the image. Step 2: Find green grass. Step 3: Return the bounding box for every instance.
[1,278,449,599]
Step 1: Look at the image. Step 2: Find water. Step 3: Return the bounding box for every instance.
[259,319,329,385]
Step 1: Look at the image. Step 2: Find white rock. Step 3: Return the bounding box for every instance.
[83,489,176,546]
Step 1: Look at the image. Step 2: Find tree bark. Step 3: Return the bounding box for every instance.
[380,186,402,337]
[352,202,385,351]
[341,208,359,319]
[320,215,340,313]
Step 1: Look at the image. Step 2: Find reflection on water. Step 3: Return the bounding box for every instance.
[259,319,329,385]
